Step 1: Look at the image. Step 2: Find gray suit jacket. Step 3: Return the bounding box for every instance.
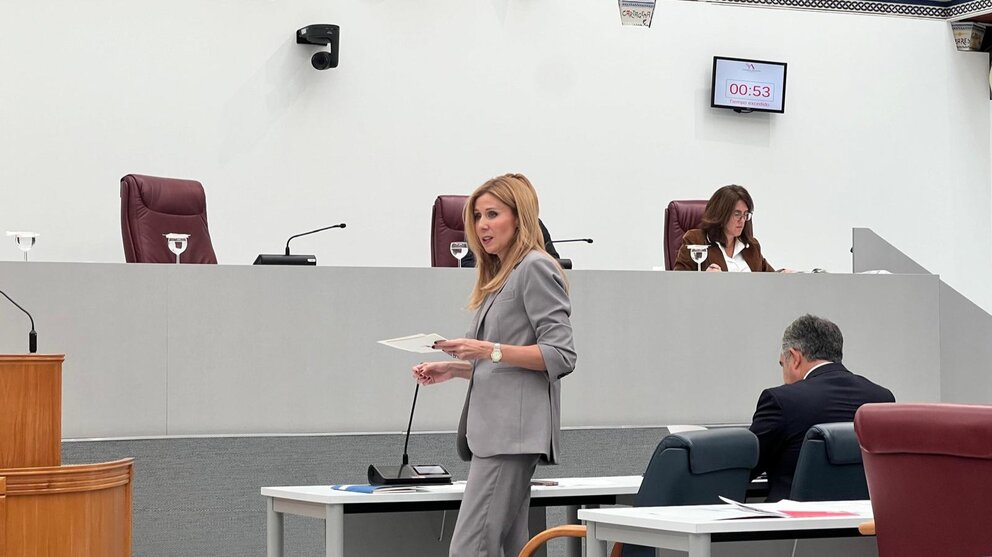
[457,250,576,464]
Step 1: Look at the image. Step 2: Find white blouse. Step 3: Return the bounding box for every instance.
[718,239,751,273]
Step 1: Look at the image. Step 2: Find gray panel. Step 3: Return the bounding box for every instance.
[164,265,475,434]
[852,228,930,275]
[0,262,168,437]
[566,270,939,425]
[940,282,992,404]
[852,227,992,405]
[3,261,942,437]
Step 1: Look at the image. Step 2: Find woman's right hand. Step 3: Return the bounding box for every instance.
[705,264,722,272]
[412,361,461,385]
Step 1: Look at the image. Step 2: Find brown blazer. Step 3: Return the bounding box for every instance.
[674,228,776,272]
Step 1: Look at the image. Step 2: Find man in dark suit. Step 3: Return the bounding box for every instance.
[749,314,895,501]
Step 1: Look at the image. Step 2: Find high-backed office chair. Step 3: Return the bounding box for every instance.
[856,403,992,557]
[431,195,469,267]
[519,428,759,557]
[430,195,573,269]
[120,174,218,264]
[663,199,707,270]
[790,422,868,502]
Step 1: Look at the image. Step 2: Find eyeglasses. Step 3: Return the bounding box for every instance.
[731,211,753,222]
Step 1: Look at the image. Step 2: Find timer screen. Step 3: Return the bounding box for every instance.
[711,57,787,113]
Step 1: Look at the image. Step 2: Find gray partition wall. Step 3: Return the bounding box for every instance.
[853,227,992,404]
[1,258,940,437]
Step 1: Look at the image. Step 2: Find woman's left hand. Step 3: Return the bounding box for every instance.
[433,338,492,361]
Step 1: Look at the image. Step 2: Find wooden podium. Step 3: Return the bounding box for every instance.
[0,354,63,468]
[0,354,133,557]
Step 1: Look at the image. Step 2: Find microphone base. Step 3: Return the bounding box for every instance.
[368,464,452,486]
[253,254,317,266]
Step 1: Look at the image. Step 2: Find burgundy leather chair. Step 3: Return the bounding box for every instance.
[663,200,707,270]
[431,195,468,267]
[856,403,992,557]
[121,174,218,264]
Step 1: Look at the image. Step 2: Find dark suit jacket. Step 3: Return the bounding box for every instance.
[748,362,895,501]
[462,220,559,268]
[673,229,775,272]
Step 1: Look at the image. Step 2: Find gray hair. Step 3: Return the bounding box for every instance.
[781,314,843,363]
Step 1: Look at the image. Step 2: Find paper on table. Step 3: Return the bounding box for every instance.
[647,506,773,521]
[718,497,858,519]
[331,484,422,494]
[377,333,447,353]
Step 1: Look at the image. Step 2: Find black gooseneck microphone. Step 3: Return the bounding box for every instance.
[546,238,594,247]
[368,383,452,486]
[1,288,37,353]
[285,223,346,255]
[401,384,419,467]
[545,238,593,270]
[253,223,347,266]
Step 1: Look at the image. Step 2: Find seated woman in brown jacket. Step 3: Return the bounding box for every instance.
[675,184,786,272]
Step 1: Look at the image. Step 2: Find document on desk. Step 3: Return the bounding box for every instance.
[377,333,447,353]
[717,497,860,519]
[331,484,422,494]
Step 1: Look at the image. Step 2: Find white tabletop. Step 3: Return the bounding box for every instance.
[579,500,873,534]
[261,475,643,506]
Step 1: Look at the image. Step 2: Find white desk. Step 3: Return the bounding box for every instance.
[579,500,874,557]
[262,475,641,557]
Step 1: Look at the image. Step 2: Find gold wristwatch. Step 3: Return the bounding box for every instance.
[490,343,502,363]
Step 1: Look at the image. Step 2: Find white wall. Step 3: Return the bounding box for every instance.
[2,1,990,310]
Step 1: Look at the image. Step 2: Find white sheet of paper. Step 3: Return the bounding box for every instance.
[377,333,447,353]
[719,496,788,518]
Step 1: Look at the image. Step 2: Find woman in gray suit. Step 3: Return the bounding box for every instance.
[413,173,576,557]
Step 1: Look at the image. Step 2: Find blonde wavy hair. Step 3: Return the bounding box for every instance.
[464,173,560,309]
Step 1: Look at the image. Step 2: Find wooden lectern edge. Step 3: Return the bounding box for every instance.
[0,475,6,557]
[0,354,65,362]
[0,459,134,495]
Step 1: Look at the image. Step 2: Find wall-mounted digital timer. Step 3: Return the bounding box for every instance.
[711,56,787,114]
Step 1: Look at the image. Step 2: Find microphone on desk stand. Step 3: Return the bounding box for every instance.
[545,238,593,270]
[368,383,452,486]
[253,223,347,266]
[1,288,38,353]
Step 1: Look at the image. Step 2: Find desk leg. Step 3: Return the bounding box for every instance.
[324,504,344,557]
[266,498,284,557]
[585,521,607,557]
[686,533,711,557]
[564,505,580,557]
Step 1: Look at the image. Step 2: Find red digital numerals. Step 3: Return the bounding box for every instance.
[726,81,773,99]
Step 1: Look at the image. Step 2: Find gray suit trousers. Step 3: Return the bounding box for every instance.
[449,453,540,557]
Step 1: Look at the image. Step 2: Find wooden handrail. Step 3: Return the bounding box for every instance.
[0,458,134,495]
[1,459,133,557]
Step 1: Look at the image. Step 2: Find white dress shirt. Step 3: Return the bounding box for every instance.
[718,239,751,273]
[803,361,831,380]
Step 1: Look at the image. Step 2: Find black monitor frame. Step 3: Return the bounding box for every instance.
[710,56,788,114]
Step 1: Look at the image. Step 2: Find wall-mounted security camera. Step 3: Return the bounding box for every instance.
[297,24,340,70]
